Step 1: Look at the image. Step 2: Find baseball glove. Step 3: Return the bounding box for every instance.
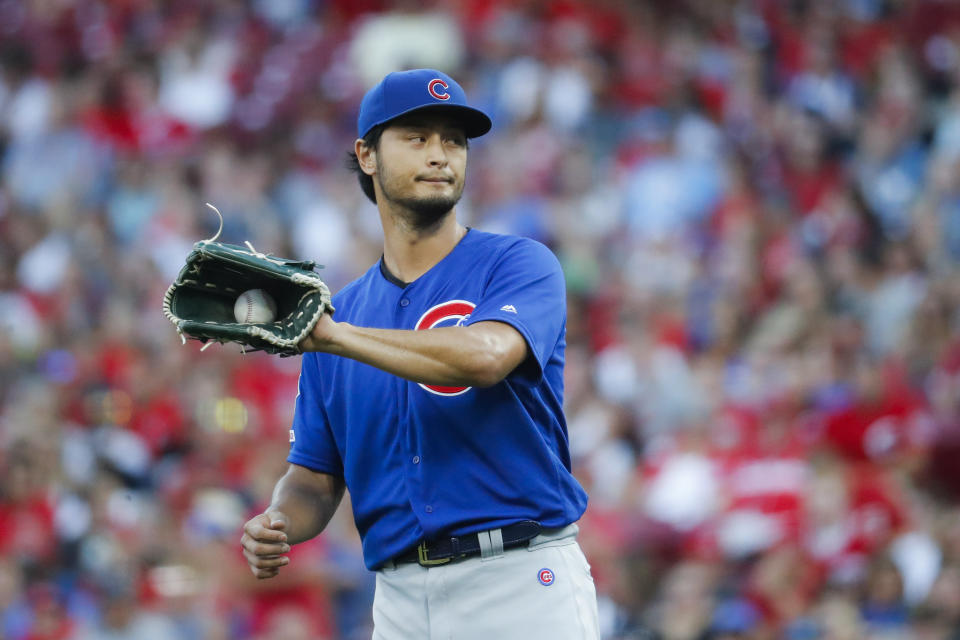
[163,235,333,357]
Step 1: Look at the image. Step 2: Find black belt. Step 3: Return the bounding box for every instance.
[391,520,542,567]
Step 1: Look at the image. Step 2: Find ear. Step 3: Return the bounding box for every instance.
[355,138,376,176]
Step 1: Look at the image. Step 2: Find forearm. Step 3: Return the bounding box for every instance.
[267,465,345,545]
[325,322,516,388]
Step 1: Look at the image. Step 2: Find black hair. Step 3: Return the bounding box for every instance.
[346,125,385,204]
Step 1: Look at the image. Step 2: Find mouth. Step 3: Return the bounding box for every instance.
[416,176,453,184]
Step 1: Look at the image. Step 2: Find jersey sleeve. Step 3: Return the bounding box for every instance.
[287,353,344,476]
[464,238,565,385]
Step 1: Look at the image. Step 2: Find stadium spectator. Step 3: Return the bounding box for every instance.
[1,1,959,638]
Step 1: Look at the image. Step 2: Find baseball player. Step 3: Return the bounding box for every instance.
[240,69,600,639]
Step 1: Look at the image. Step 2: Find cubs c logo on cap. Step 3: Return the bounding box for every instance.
[428,78,450,101]
[414,299,475,395]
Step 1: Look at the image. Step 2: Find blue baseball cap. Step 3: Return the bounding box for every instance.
[356,69,492,140]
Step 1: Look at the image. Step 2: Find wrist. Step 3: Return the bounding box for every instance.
[300,315,348,353]
[321,320,351,355]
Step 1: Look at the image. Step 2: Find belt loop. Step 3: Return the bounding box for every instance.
[450,536,460,557]
[489,528,504,555]
[478,530,493,559]
[480,528,504,561]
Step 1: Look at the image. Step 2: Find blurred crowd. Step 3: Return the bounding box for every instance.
[2,0,960,638]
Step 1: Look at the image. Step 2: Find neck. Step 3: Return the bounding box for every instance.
[379,204,466,283]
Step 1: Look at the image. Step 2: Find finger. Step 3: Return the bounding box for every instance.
[252,566,280,580]
[241,536,291,557]
[243,549,290,569]
[242,545,289,563]
[243,522,287,543]
[254,555,290,569]
[240,534,284,557]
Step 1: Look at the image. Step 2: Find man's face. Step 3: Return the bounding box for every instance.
[369,114,468,229]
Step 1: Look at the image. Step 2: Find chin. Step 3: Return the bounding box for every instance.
[406,196,459,228]
[417,182,454,195]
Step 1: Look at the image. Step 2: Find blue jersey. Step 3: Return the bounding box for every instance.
[287,229,588,570]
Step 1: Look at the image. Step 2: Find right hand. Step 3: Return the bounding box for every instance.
[240,511,291,579]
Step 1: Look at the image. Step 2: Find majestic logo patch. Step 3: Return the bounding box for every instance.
[428,78,450,101]
[289,429,295,443]
[499,304,517,314]
[414,299,476,396]
[538,568,555,586]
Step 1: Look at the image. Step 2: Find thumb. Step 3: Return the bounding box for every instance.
[265,511,288,530]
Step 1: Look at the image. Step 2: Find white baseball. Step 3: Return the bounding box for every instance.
[234,289,277,323]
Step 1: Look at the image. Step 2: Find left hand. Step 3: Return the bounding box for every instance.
[298,313,340,353]
[163,239,333,357]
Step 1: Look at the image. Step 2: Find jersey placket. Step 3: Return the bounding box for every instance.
[395,283,435,535]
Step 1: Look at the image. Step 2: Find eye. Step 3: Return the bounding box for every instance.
[409,135,426,143]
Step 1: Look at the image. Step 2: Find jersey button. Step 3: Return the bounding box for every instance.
[425,505,433,513]
[400,298,410,307]
[412,455,420,464]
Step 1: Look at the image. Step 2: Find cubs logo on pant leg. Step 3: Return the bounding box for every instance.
[538,568,555,586]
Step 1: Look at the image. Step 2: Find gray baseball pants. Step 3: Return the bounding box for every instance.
[372,524,601,640]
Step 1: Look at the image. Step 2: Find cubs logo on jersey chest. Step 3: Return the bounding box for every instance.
[414,300,475,396]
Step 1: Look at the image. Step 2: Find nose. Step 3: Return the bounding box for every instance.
[424,134,448,168]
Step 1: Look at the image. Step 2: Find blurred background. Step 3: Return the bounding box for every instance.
[1,0,960,638]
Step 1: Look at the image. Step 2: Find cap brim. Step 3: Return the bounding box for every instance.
[370,103,492,139]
